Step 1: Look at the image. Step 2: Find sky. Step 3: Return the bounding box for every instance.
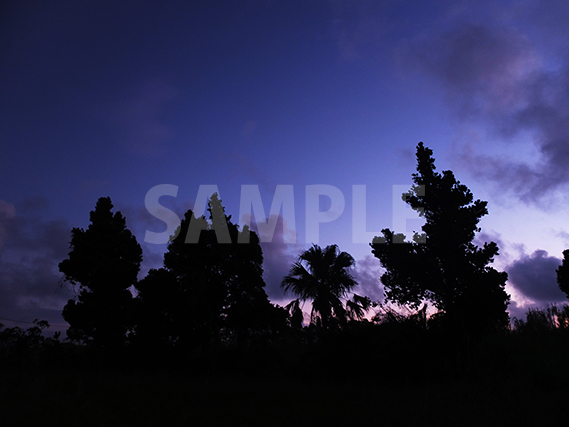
[2,0,569,331]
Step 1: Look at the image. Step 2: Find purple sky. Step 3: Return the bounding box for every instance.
[2,0,569,330]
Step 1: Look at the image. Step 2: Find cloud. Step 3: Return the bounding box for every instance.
[403,24,536,115]
[472,230,518,266]
[242,213,300,302]
[506,299,528,322]
[400,18,569,202]
[0,198,73,331]
[506,249,566,303]
[473,231,505,253]
[352,255,384,303]
[259,219,300,302]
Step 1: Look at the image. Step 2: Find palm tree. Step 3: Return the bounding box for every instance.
[345,294,373,321]
[281,244,359,329]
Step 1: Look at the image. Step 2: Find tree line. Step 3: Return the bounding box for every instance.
[4,142,569,378]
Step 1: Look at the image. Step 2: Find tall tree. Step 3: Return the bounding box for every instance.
[371,142,509,334]
[281,244,362,329]
[136,194,283,348]
[556,250,569,299]
[59,197,142,348]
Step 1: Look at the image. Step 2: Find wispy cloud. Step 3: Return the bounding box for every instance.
[399,14,569,202]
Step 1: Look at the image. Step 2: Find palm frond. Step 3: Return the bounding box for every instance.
[280,244,363,329]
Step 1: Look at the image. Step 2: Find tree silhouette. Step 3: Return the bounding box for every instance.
[371,142,510,334]
[59,197,142,348]
[284,299,304,329]
[556,250,569,299]
[136,193,283,349]
[281,244,362,329]
[134,267,182,349]
[345,294,373,321]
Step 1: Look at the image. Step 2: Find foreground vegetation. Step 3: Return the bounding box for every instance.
[3,306,569,426]
[3,366,569,427]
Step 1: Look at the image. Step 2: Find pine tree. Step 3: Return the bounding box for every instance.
[60,197,142,348]
[556,250,569,299]
[136,194,283,349]
[371,142,509,334]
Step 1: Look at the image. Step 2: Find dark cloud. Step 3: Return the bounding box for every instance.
[0,198,73,331]
[0,258,70,329]
[461,64,569,203]
[403,23,534,116]
[4,213,70,263]
[506,250,566,303]
[400,17,569,202]
[0,196,198,330]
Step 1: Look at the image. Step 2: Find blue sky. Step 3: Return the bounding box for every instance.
[2,0,569,330]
